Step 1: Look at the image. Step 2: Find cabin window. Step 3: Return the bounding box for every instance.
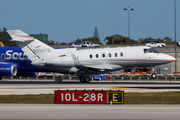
[102,54,105,58]
[120,52,123,57]
[96,54,99,58]
[114,53,117,57]
[90,54,93,58]
[108,53,111,57]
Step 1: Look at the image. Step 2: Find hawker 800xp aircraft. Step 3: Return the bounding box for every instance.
[7,30,176,83]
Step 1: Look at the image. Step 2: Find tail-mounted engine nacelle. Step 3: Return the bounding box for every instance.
[0,64,17,76]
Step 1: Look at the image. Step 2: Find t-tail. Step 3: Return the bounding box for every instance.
[6,30,55,62]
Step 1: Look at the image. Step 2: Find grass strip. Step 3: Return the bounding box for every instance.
[0,92,180,104]
[0,94,54,104]
[125,92,180,104]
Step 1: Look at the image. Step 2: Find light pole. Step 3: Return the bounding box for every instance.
[174,0,177,73]
[124,7,134,45]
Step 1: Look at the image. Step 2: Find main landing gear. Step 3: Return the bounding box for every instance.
[79,76,91,83]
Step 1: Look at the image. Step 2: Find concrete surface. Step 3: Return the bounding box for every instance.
[0,104,179,120]
[0,80,180,95]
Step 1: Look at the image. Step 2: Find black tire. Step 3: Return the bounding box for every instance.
[80,77,85,83]
[84,77,90,83]
[151,73,157,79]
[0,77,2,80]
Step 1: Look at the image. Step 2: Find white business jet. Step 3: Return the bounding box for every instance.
[7,30,175,83]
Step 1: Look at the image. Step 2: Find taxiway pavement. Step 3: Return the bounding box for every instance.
[0,80,180,95]
[0,104,179,120]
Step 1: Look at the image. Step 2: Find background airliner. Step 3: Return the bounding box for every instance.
[7,30,176,83]
[0,47,52,80]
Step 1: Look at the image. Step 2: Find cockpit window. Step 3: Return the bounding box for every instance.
[144,49,148,53]
[144,48,159,53]
[151,48,159,53]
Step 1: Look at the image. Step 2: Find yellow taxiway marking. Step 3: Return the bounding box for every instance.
[105,87,145,91]
[0,91,18,93]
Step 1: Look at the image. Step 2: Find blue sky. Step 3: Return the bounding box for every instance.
[1,0,179,44]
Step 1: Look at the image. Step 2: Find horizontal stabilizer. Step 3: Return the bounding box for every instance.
[7,30,36,42]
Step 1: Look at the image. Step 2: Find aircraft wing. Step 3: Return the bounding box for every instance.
[71,54,113,70]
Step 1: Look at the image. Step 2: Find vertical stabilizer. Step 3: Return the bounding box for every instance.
[6,30,54,61]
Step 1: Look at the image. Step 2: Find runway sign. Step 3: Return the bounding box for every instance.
[54,90,107,104]
[107,91,124,104]
[55,90,124,104]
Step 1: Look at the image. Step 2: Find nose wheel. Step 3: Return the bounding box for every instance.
[151,73,157,79]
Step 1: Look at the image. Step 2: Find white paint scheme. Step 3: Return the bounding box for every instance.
[7,30,176,82]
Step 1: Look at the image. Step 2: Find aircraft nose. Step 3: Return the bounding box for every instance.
[164,54,176,62]
[171,56,176,61]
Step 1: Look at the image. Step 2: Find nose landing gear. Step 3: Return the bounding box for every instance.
[151,73,157,79]
[150,66,157,79]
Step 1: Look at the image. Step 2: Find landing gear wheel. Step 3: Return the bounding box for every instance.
[80,77,85,83]
[84,77,90,83]
[151,73,157,79]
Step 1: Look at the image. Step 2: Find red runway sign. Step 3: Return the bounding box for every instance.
[54,90,107,104]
